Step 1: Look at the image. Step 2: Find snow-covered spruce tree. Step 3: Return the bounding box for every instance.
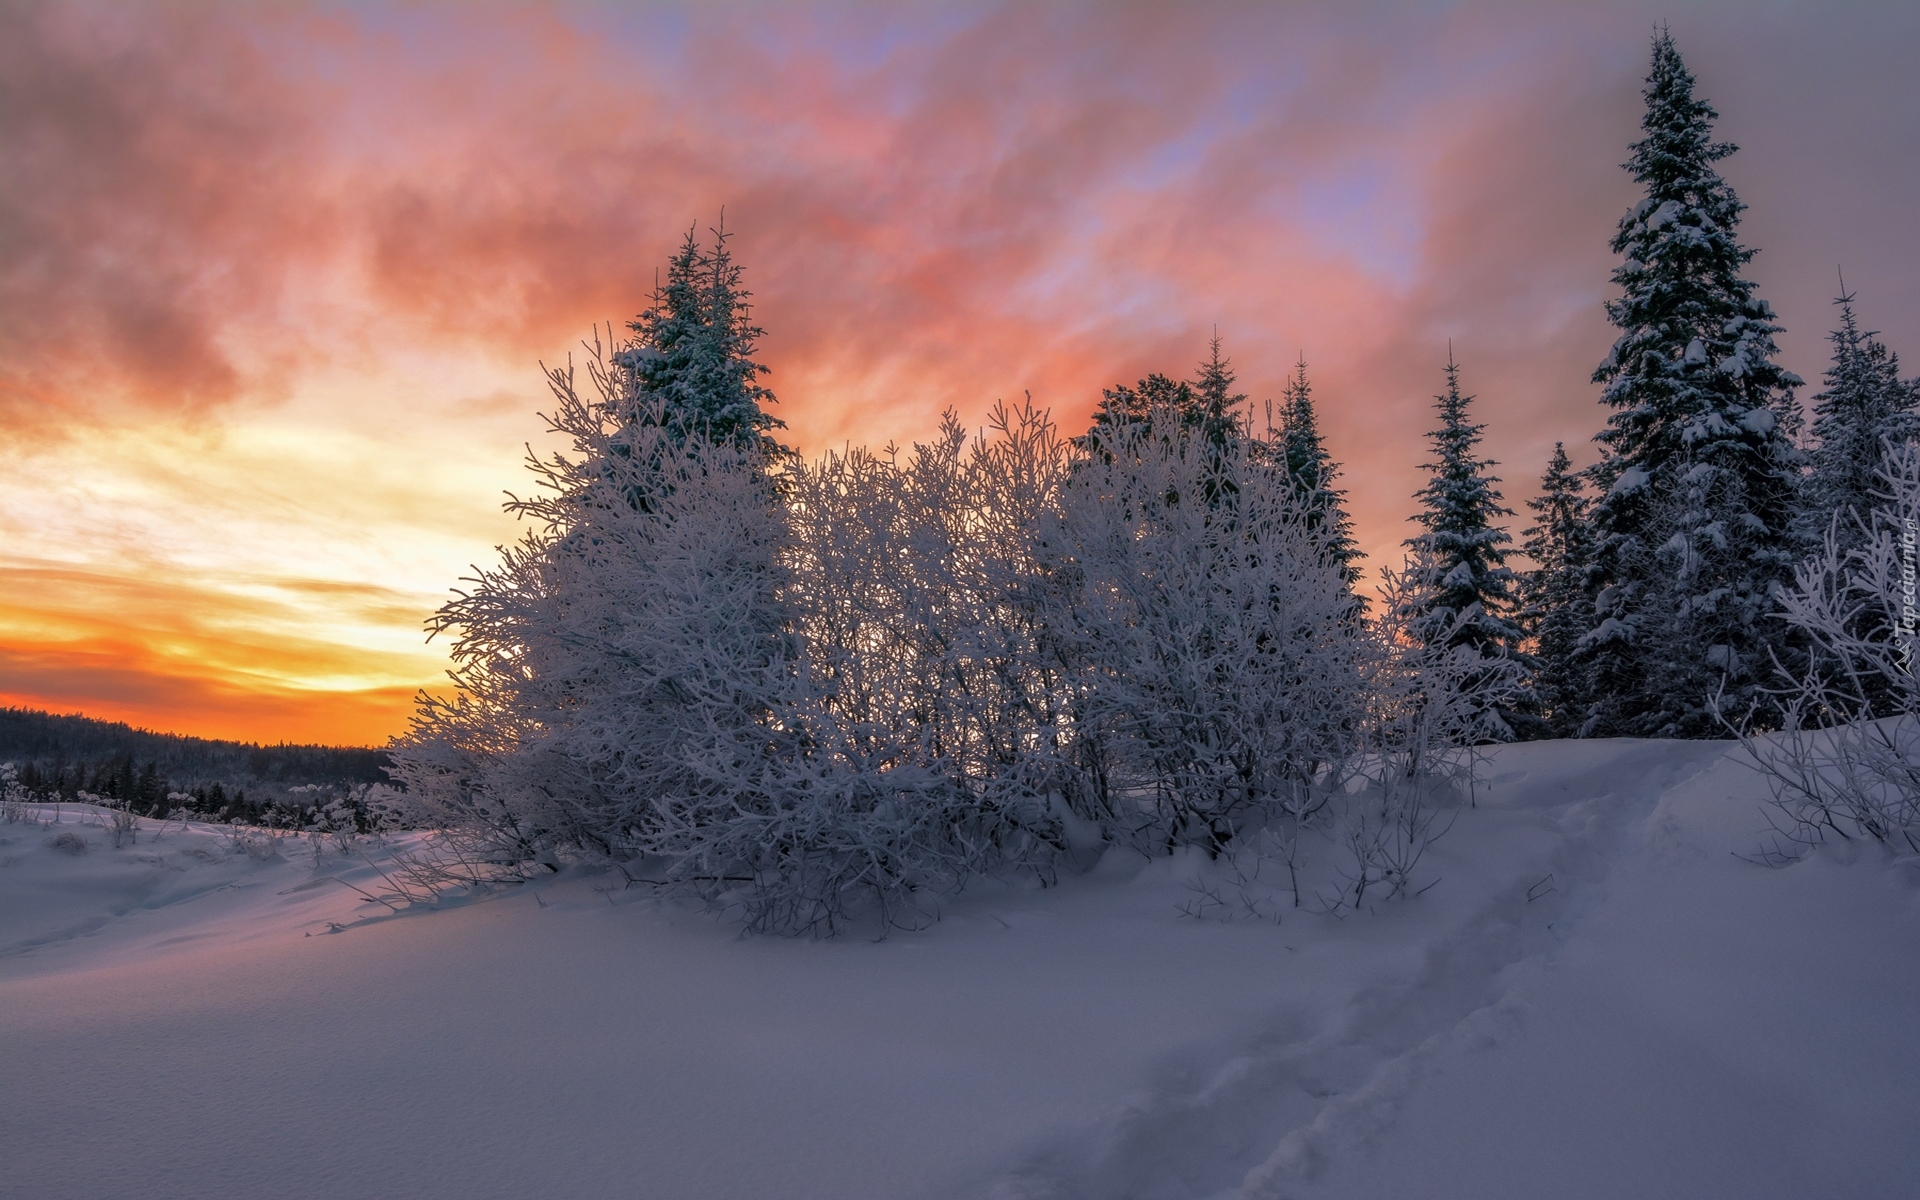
[1583,30,1806,738]
[615,219,786,454]
[1273,355,1364,597]
[1518,443,1595,738]
[1400,352,1528,740]
[1049,400,1372,854]
[386,340,800,876]
[1190,334,1248,447]
[1798,285,1919,556]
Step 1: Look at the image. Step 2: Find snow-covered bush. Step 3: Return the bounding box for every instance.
[1315,555,1525,912]
[103,801,138,848]
[1047,404,1374,856]
[69,789,139,847]
[1729,441,1920,861]
[2,763,27,824]
[776,399,1073,883]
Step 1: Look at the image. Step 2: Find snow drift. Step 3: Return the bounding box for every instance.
[4,736,1916,1200]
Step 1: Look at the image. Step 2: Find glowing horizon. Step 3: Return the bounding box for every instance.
[2,2,1915,746]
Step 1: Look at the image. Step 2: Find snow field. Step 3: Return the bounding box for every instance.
[3,737,1916,1200]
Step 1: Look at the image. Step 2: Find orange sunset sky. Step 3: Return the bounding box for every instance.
[2,2,1916,747]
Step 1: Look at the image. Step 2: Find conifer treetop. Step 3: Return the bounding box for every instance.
[1081,336,1245,455]
[619,217,785,453]
[1276,355,1364,583]
[1192,332,1246,425]
[1803,282,1920,544]
[1404,350,1523,659]
[1411,351,1511,544]
[1522,442,1591,575]
[1591,28,1802,479]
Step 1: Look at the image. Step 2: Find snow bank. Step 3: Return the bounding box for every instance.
[3,738,1916,1200]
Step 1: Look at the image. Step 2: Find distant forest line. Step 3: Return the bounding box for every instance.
[0,706,392,821]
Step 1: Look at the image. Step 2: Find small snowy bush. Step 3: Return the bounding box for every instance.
[1,764,27,824]
[1048,404,1373,856]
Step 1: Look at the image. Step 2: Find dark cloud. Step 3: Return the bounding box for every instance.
[0,3,337,426]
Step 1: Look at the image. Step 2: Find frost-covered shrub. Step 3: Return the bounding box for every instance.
[1047,405,1374,854]
[103,803,138,848]
[1312,555,1524,911]
[2,763,27,824]
[1729,441,1920,860]
[774,400,1076,891]
[223,825,282,860]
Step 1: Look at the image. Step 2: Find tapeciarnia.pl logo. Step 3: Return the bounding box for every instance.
[1901,516,1917,672]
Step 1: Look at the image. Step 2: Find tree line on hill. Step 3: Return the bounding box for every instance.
[0,707,390,822]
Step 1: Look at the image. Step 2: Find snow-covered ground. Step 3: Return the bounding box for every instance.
[3,738,1916,1200]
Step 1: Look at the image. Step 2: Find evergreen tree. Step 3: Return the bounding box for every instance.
[1582,30,1806,738]
[616,218,785,454]
[1403,352,1526,670]
[1799,284,1920,553]
[1519,443,1594,737]
[1082,337,1246,455]
[1274,355,1363,590]
[1190,334,1249,451]
[1081,371,1197,450]
[1079,340,1250,515]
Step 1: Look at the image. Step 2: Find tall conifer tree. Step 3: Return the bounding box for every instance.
[617,219,785,454]
[1404,353,1526,663]
[1519,444,1594,737]
[1799,284,1919,553]
[1582,30,1805,737]
[1276,356,1363,590]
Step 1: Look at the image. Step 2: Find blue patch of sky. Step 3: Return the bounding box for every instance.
[1102,63,1423,290]
[999,219,1195,348]
[790,5,987,75]
[1287,167,1422,287]
[570,3,694,70]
